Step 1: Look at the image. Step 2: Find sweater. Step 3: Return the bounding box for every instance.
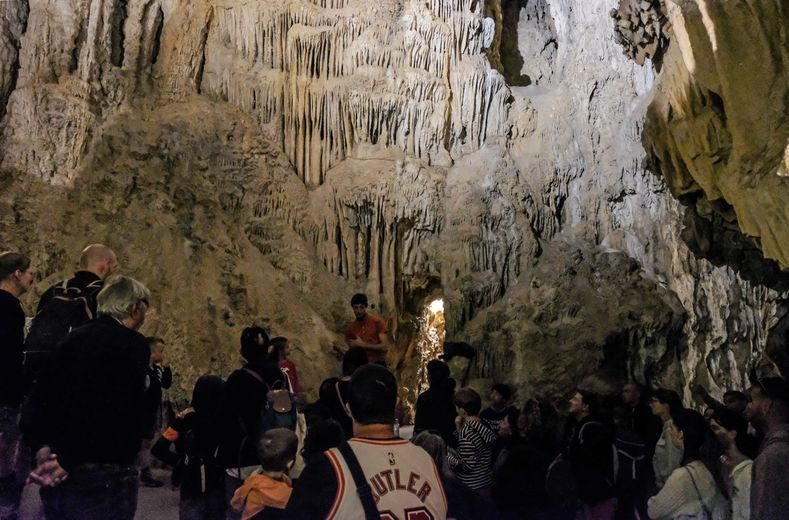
[729,459,752,520]
[751,423,789,520]
[647,461,726,520]
[653,420,683,489]
[449,418,497,490]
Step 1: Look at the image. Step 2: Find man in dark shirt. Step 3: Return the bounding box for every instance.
[747,375,789,520]
[0,251,34,519]
[0,252,34,409]
[621,382,662,455]
[313,347,369,439]
[36,243,119,316]
[567,389,616,520]
[414,359,457,446]
[23,275,151,520]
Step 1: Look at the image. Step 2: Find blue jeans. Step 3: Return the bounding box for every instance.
[40,464,139,520]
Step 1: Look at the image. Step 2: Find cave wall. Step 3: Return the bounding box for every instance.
[0,0,785,402]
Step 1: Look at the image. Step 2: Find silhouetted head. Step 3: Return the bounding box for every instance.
[348,364,397,425]
[342,347,369,377]
[454,387,482,417]
[240,326,269,363]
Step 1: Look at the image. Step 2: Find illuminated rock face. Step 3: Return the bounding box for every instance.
[0,0,785,401]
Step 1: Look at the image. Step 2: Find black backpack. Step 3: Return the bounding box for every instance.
[23,279,102,376]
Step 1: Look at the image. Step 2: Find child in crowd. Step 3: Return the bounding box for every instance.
[269,337,302,395]
[480,383,516,434]
[450,387,498,496]
[140,336,172,487]
[152,375,226,520]
[231,428,298,520]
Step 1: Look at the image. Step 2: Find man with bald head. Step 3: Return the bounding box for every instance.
[36,244,119,316]
[24,245,120,377]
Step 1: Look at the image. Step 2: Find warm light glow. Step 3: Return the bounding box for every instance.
[415,299,446,396]
[401,297,446,421]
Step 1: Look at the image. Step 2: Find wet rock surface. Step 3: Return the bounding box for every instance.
[0,0,785,402]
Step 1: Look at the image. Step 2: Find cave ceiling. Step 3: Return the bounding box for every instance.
[0,0,786,402]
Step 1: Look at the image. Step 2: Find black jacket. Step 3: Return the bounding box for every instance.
[21,315,150,470]
[143,364,172,435]
[217,361,284,469]
[413,380,457,446]
[0,289,26,408]
[567,416,616,506]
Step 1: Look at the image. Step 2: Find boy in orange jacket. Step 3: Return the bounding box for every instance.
[231,428,298,520]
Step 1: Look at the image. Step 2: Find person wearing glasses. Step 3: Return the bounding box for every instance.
[746,373,789,520]
[344,293,390,366]
[22,276,152,520]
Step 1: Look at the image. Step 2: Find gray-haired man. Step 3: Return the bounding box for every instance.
[22,275,151,520]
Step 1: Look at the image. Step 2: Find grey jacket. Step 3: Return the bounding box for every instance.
[751,424,789,520]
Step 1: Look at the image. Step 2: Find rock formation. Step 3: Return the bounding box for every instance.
[611,0,671,66]
[0,0,786,405]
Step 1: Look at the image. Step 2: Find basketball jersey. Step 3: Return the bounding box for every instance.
[325,438,448,520]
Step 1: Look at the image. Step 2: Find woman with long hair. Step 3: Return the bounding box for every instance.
[647,409,726,519]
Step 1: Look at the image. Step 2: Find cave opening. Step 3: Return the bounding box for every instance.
[400,297,446,421]
[414,298,446,396]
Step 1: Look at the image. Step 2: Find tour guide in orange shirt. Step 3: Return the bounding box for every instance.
[344,293,390,365]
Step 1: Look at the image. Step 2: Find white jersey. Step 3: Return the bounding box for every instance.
[325,438,448,520]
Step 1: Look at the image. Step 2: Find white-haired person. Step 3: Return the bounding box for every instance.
[23,275,152,520]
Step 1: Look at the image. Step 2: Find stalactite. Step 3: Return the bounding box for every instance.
[200,0,509,185]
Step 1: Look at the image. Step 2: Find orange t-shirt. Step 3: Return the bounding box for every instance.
[345,314,388,364]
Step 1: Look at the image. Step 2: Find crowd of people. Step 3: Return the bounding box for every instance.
[1,246,788,520]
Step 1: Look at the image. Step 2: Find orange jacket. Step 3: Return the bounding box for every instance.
[230,473,292,520]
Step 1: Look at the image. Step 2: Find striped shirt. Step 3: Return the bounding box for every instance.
[449,419,497,490]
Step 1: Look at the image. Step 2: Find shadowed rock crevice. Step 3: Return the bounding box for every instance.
[678,192,789,292]
[0,0,29,120]
[110,0,128,67]
[766,300,789,376]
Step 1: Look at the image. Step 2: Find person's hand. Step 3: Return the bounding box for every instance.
[28,447,68,487]
[348,338,364,348]
[176,407,195,420]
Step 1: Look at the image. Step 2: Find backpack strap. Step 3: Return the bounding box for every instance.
[335,381,352,419]
[242,367,270,390]
[684,464,712,519]
[337,442,380,520]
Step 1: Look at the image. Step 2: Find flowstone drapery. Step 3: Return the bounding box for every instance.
[0,0,785,401]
